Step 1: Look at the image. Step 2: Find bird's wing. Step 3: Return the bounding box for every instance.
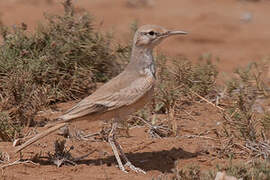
[60,74,155,121]
[99,74,155,108]
[16,74,155,153]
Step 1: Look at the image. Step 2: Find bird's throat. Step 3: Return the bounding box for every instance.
[127,46,156,78]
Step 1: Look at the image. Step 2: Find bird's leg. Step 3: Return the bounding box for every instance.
[113,137,146,174]
[108,122,127,173]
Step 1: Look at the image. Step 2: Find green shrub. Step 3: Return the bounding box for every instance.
[0,0,124,130]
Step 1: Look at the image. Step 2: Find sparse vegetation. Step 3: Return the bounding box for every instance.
[155,54,218,114]
[130,54,219,137]
[216,61,270,160]
[153,160,270,180]
[0,112,21,141]
[150,59,270,179]
[0,0,124,137]
[47,139,75,167]
[2,0,270,179]
[216,160,270,180]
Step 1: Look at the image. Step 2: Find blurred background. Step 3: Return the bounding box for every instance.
[0,0,270,73]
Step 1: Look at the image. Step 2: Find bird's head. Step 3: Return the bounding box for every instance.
[133,25,187,49]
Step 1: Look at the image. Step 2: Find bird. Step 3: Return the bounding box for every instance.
[14,24,187,173]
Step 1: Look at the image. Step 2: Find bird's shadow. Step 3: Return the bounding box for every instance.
[34,147,199,173]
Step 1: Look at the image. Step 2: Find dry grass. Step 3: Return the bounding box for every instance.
[155,54,218,113]
[153,160,270,180]
[126,54,218,137]
[130,54,219,137]
[215,61,270,160]
[151,59,270,179]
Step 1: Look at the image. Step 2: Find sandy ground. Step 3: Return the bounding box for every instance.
[0,0,270,179]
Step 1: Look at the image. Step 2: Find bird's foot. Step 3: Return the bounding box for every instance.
[124,161,146,174]
[118,165,128,173]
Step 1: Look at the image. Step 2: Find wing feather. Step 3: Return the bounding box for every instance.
[60,74,155,120]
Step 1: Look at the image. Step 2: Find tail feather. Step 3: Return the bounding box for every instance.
[14,122,67,153]
[44,114,79,128]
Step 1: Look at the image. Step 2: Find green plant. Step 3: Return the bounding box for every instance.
[152,160,270,180]
[155,55,218,114]
[150,55,218,136]
[0,112,21,141]
[218,60,270,159]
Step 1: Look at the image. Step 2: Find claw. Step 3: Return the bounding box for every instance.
[125,162,146,174]
[118,165,128,173]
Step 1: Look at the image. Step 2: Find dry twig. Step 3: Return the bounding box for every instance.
[1,159,38,174]
[190,90,225,111]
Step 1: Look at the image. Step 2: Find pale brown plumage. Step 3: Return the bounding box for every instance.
[14,25,187,173]
[59,69,155,121]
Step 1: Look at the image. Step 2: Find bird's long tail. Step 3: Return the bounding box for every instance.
[14,122,67,153]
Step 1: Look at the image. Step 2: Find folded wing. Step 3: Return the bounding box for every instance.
[60,73,155,121]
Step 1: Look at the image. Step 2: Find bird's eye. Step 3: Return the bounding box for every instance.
[148,31,155,36]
